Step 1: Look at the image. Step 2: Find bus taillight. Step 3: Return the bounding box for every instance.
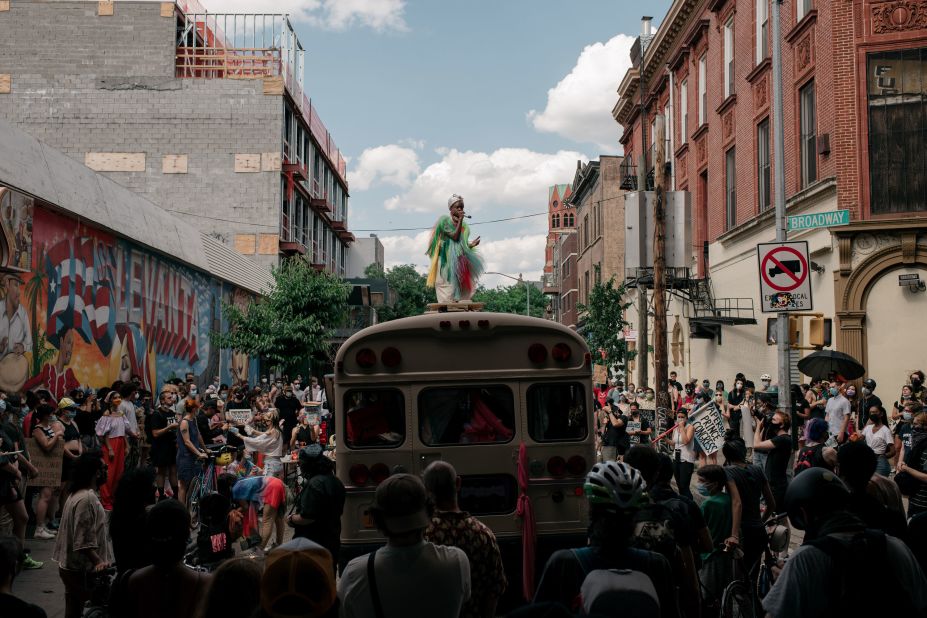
[381,347,402,368]
[551,343,572,362]
[356,349,377,369]
[528,343,547,364]
[567,455,587,476]
[369,463,390,485]
[478,320,490,329]
[547,456,567,477]
[349,464,370,486]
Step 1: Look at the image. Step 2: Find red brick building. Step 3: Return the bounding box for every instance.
[543,183,575,322]
[553,231,579,328]
[614,0,927,394]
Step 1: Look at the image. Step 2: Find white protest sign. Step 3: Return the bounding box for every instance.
[628,420,642,444]
[690,401,726,456]
[227,409,252,425]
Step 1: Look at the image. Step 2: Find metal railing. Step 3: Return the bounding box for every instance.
[620,154,638,191]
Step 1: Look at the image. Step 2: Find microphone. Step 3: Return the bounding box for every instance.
[464,215,472,219]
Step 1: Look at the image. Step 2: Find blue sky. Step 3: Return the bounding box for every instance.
[204,0,672,284]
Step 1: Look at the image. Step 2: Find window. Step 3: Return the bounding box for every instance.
[343,389,405,448]
[799,80,817,188]
[583,214,589,246]
[584,271,589,303]
[564,259,570,277]
[566,213,574,226]
[553,200,559,209]
[527,383,588,442]
[419,386,516,446]
[757,118,771,211]
[680,79,688,141]
[552,214,560,228]
[867,48,927,214]
[756,0,769,63]
[725,147,737,228]
[797,0,813,20]
[724,17,735,98]
[698,55,707,125]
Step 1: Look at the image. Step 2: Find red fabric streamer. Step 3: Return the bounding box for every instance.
[515,442,536,601]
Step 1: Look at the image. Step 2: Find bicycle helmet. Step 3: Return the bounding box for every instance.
[584,461,645,510]
[784,467,850,530]
[216,451,233,466]
[760,373,772,381]
[862,378,876,391]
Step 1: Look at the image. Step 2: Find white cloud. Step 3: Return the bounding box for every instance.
[350,145,421,191]
[197,0,407,32]
[378,232,547,287]
[381,147,588,214]
[527,34,635,152]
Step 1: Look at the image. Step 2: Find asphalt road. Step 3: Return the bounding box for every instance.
[14,535,64,618]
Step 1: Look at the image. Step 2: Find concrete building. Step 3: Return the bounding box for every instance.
[569,156,626,323]
[613,2,927,396]
[553,231,579,328]
[345,235,385,278]
[0,0,354,274]
[0,116,270,395]
[542,183,574,299]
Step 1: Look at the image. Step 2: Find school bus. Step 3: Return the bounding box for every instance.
[331,310,595,597]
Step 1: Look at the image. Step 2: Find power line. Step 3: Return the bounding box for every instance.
[352,211,549,233]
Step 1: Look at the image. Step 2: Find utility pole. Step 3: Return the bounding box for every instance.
[653,115,669,414]
[638,286,648,389]
[771,0,791,413]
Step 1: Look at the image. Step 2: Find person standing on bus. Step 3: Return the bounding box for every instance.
[426,194,483,304]
[423,461,506,618]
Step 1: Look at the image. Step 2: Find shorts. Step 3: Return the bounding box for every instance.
[150,444,177,468]
[177,458,200,482]
[0,476,22,505]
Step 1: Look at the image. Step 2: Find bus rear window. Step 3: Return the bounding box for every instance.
[343,389,405,449]
[527,383,587,442]
[419,386,516,446]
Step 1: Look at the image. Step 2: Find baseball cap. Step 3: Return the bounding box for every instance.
[57,397,79,411]
[261,538,335,618]
[372,473,431,534]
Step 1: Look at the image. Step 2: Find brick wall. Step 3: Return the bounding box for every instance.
[0,1,285,271]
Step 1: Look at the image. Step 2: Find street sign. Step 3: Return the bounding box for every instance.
[899,273,921,286]
[787,209,849,231]
[757,241,813,313]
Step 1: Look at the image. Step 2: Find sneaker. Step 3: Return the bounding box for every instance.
[47,519,60,531]
[21,555,44,569]
[34,527,55,540]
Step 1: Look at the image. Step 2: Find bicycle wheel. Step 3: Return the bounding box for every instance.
[186,476,202,528]
[720,580,755,618]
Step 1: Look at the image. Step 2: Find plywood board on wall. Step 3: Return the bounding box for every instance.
[234,154,261,173]
[261,152,281,172]
[98,1,114,16]
[160,2,175,17]
[0,2,11,13]
[258,234,279,255]
[234,234,257,255]
[0,75,9,94]
[162,154,188,174]
[85,152,146,172]
[263,77,284,95]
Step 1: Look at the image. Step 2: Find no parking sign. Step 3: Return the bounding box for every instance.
[757,241,813,312]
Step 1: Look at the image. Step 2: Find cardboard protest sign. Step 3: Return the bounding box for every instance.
[593,365,607,385]
[690,402,726,456]
[27,437,65,488]
[628,420,642,444]
[227,409,252,425]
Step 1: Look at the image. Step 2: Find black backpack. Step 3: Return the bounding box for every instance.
[793,443,823,475]
[806,530,918,615]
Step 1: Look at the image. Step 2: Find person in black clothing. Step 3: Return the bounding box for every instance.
[722,435,776,573]
[626,401,652,445]
[601,403,628,462]
[837,441,907,540]
[148,392,179,501]
[287,444,344,575]
[196,398,224,446]
[753,410,793,513]
[858,378,882,429]
[290,411,318,450]
[109,466,156,573]
[0,536,46,618]
[274,386,302,442]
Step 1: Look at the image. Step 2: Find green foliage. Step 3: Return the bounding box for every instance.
[376,264,435,321]
[211,258,349,372]
[577,273,636,379]
[473,282,547,318]
[363,263,385,278]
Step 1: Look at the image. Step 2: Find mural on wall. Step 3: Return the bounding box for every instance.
[0,186,34,272]
[0,204,258,396]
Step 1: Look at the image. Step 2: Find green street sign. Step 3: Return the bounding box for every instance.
[787,209,849,231]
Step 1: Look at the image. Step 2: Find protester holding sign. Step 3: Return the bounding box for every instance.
[149,391,179,502]
[752,411,793,514]
[669,409,698,499]
[30,404,63,540]
[626,401,652,445]
[54,399,82,509]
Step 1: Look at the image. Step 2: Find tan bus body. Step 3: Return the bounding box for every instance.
[332,311,595,577]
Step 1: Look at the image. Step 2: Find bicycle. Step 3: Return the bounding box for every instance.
[82,566,117,618]
[186,443,235,528]
[717,546,754,618]
[753,512,790,603]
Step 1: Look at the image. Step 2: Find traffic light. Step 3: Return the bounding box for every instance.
[789,316,802,347]
[809,317,832,348]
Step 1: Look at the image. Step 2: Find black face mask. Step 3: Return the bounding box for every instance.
[913,379,923,389]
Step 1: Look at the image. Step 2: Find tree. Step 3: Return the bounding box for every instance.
[577,272,636,382]
[473,282,547,318]
[211,258,349,373]
[367,264,435,321]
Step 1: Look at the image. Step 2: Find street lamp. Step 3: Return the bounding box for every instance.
[485,271,531,316]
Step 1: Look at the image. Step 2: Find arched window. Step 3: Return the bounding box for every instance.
[552,200,559,209]
[552,214,560,228]
[564,213,574,227]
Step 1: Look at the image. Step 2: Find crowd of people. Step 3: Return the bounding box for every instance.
[1,367,927,617]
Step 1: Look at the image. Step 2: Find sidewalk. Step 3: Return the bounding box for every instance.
[14,536,64,618]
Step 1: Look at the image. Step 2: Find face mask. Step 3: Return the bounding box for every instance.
[646,393,654,401]
[696,484,712,497]
[846,389,856,398]
[735,383,743,390]
[769,421,781,432]
[189,388,198,396]
[829,388,839,397]
[913,379,923,388]
[0,400,6,413]
[903,412,914,422]
[862,388,871,396]
[872,415,883,424]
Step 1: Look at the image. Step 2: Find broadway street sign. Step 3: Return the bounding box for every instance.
[787,209,849,231]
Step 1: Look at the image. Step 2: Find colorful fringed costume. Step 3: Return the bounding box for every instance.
[426,215,484,303]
